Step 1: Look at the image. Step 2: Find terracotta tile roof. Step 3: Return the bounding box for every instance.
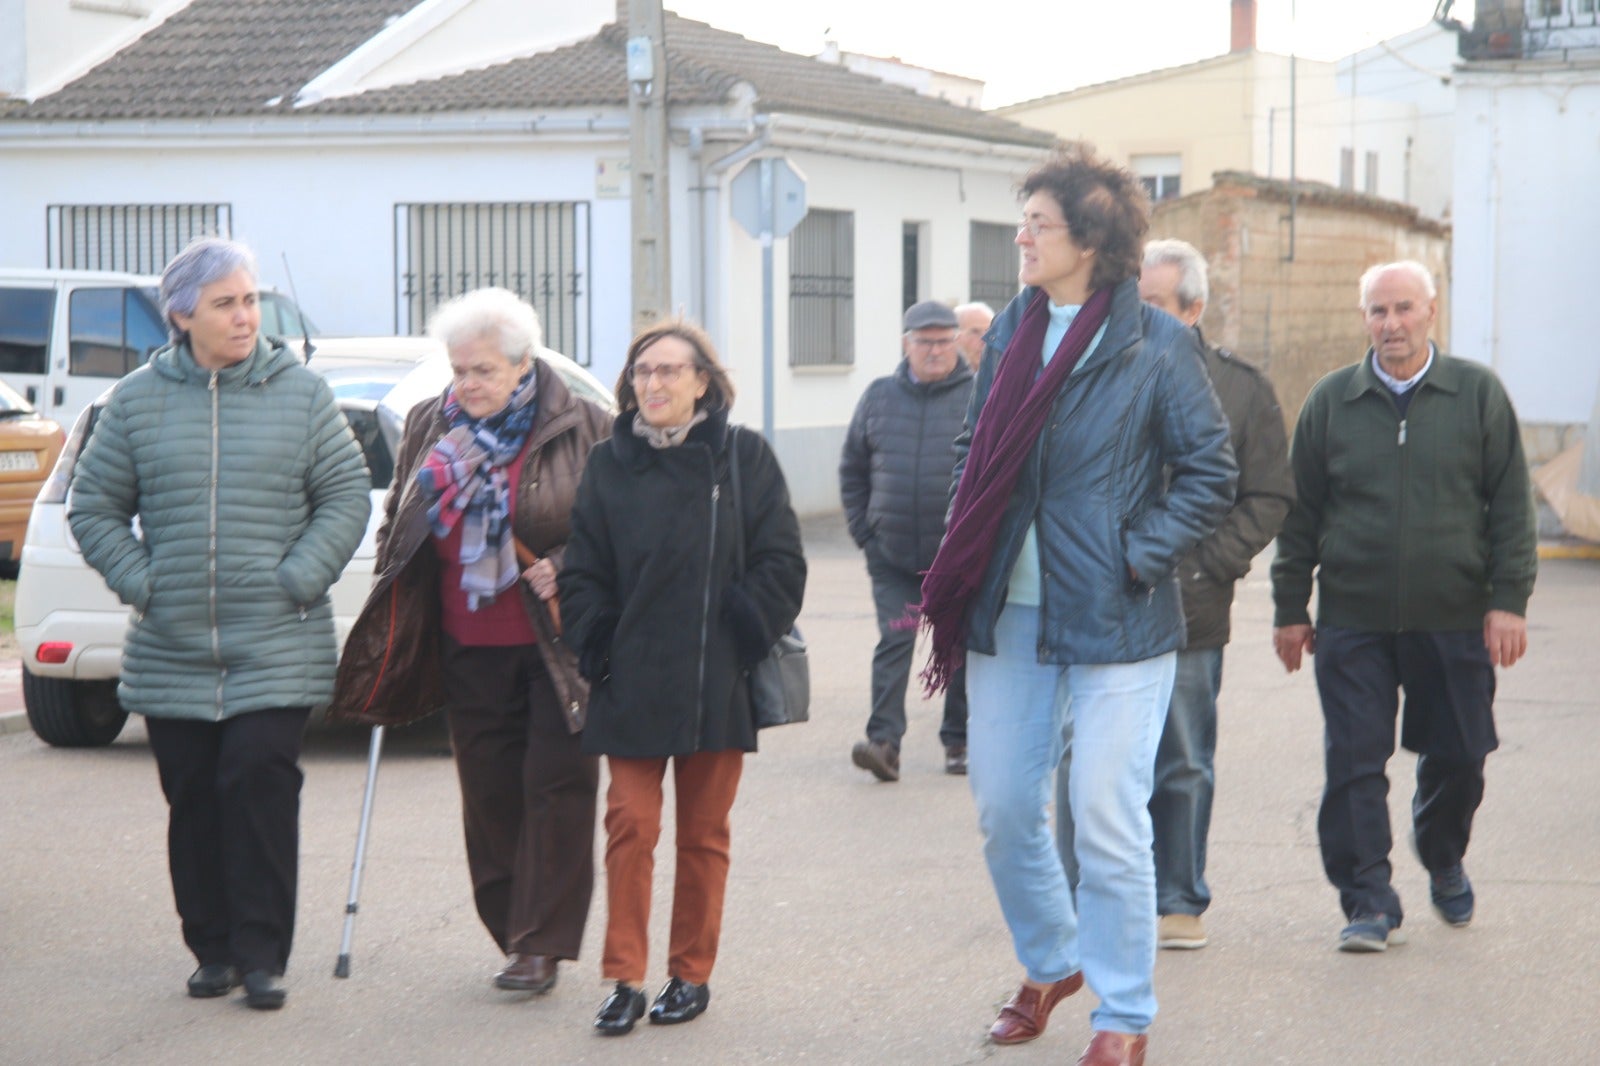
[3,3,1054,148]
[3,0,411,120]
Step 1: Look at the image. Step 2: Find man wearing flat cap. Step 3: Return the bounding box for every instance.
[841,300,975,781]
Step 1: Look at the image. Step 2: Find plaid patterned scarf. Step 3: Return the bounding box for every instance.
[416,367,538,610]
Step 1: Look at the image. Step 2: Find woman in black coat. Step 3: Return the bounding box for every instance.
[559,319,805,1037]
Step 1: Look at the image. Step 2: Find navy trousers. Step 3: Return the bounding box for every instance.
[1313,625,1496,923]
[864,550,966,750]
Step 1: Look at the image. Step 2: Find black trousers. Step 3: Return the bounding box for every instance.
[865,550,967,749]
[1313,626,1496,923]
[443,639,599,959]
[144,706,311,976]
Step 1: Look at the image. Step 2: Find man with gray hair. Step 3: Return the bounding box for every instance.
[1271,260,1537,953]
[953,301,994,372]
[841,299,974,780]
[1057,238,1293,951]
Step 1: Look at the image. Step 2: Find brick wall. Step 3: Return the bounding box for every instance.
[1150,171,1451,430]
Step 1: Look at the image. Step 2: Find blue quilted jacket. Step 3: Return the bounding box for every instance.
[958,279,1237,664]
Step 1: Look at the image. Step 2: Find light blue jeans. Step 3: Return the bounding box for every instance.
[967,604,1175,1035]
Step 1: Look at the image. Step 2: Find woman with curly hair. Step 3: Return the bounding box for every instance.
[916,144,1236,1065]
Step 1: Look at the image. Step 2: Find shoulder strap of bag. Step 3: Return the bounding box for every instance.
[727,423,746,579]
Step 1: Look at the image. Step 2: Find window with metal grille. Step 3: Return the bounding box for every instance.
[46,204,232,274]
[970,222,1020,308]
[788,209,855,367]
[394,202,591,364]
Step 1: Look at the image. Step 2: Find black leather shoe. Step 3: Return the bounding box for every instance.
[241,970,287,1011]
[186,963,240,998]
[648,976,710,1025]
[594,982,646,1036]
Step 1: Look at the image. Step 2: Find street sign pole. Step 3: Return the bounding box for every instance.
[729,156,807,446]
[759,159,776,445]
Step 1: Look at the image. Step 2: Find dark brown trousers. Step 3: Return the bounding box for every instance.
[443,639,599,959]
[602,750,744,985]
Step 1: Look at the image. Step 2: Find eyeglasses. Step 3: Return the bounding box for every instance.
[1017,218,1072,239]
[628,361,698,384]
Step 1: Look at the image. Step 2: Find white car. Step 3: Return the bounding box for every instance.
[16,340,612,747]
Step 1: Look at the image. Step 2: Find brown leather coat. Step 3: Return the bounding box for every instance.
[328,359,612,731]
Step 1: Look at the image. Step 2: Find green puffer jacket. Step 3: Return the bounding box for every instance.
[68,337,372,721]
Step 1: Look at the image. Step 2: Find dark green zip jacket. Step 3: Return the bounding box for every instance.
[1271,349,1537,632]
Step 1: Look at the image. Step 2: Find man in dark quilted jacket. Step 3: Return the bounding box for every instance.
[840,300,975,781]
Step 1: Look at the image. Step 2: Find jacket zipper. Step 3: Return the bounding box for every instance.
[696,467,719,750]
[208,371,224,718]
[1395,407,1410,630]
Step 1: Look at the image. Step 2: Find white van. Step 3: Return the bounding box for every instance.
[0,268,316,429]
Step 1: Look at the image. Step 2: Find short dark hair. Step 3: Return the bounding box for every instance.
[1019,142,1150,292]
[614,317,736,415]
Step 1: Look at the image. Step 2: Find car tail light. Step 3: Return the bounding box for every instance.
[35,642,72,664]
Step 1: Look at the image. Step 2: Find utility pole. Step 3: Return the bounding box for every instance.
[626,0,671,334]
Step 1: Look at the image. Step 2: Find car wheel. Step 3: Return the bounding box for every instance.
[23,671,128,747]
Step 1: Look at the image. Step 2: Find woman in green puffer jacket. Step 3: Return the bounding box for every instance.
[68,237,371,1011]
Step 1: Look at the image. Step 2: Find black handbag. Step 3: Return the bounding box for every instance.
[727,427,810,729]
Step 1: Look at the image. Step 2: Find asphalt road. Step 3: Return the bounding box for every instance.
[2,513,1597,1064]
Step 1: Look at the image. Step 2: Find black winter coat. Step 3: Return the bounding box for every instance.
[559,409,806,758]
[839,358,974,574]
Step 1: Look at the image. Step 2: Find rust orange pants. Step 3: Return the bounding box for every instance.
[601,750,744,985]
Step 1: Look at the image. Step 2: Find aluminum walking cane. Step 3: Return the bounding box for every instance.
[335,724,386,978]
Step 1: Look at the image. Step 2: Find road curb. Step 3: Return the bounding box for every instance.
[0,709,29,736]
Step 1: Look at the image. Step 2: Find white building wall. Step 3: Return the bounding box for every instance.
[715,147,1025,512]
[0,130,636,383]
[0,120,1033,513]
[1337,25,1458,219]
[1452,66,1600,426]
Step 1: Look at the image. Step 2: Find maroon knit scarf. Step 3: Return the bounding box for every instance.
[916,286,1113,694]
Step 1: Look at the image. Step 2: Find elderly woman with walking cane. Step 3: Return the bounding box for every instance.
[330,287,611,995]
[916,144,1235,1066]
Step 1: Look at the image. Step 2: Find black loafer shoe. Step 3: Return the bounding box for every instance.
[647,976,710,1025]
[187,963,240,999]
[594,982,646,1036]
[241,970,287,1011]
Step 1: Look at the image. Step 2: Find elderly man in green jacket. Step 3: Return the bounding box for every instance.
[1270,260,1537,954]
[69,237,371,1009]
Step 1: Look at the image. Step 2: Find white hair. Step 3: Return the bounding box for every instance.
[953,301,994,319]
[426,287,542,365]
[1142,239,1209,311]
[1359,260,1437,308]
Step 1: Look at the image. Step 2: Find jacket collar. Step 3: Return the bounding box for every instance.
[989,277,1142,372]
[151,335,297,388]
[609,404,732,471]
[895,355,974,392]
[1344,345,1460,403]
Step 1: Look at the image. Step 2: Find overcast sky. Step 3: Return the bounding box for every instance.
[665,0,1473,108]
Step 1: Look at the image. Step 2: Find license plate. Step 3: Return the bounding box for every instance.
[0,450,39,472]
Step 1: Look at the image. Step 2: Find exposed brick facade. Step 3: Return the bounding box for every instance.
[1150,171,1451,431]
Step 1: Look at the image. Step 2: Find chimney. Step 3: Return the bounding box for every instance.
[1231,0,1256,53]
